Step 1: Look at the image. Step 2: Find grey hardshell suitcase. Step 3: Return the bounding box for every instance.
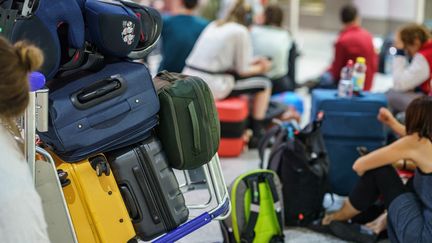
[106,136,189,241]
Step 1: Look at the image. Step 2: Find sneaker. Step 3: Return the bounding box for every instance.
[329,221,378,243]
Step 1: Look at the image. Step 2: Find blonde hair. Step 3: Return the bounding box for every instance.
[0,37,44,152]
[217,0,252,26]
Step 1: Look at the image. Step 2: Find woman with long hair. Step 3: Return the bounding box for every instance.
[322,96,432,242]
[184,0,272,144]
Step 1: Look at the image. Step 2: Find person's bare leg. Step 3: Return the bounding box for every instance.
[365,212,388,234]
[322,199,361,225]
[252,87,271,119]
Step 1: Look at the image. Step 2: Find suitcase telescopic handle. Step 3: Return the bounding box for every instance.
[70,75,127,110]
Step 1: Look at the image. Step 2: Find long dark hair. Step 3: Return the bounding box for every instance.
[405,96,432,142]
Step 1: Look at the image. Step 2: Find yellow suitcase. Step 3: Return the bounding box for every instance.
[55,154,136,243]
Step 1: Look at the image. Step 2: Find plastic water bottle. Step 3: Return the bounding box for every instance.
[337,60,354,98]
[384,47,396,74]
[352,57,367,94]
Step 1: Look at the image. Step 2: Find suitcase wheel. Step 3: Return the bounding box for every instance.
[57,169,71,187]
[90,156,111,177]
[127,238,138,243]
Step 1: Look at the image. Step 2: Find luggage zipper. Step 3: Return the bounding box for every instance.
[202,81,219,154]
[135,147,177,230]
[189,80,212,158]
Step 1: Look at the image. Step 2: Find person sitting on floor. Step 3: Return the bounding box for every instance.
[183,0,272,144]
[387,24,432,113]
[304,4,377,91]
[251,4,294,95]
[321,96,432,243]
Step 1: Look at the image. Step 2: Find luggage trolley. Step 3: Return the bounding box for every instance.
[24,73,79,243]
[153,154,231,243]
[24,73,230,243]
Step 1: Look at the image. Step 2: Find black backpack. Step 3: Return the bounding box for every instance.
[258,115,330,226]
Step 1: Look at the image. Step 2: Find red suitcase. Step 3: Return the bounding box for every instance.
[216,97,249,157]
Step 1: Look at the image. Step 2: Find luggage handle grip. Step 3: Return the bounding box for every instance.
[71,75,127,110]
[188,102,201,153]
[119,185,141,221]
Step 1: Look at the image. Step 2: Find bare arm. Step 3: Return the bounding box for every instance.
[353,136,413,175]
[377,107,406,136]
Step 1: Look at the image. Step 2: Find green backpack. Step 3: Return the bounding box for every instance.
[153,71,220,170]
[221,170,285,243]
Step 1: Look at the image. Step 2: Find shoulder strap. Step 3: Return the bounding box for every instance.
[263,173,284,235]
[240,173,285,243]
[258,125,282,168]
[240,176,260,243]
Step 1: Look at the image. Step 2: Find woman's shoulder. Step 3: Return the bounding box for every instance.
[221,22,249,33]
[0,129,33,197]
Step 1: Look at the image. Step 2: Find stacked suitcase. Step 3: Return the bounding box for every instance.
[1,0,230,242]
[106,137,189,241]
[216,97,249,157]
[311,89,387,195]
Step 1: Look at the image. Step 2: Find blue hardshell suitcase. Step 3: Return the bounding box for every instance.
[39,61,159,162]
[311,89,387,195]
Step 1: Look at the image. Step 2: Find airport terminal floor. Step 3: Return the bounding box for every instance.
[1,0,432,243]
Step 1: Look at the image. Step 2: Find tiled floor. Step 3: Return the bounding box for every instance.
[150,29,394,243]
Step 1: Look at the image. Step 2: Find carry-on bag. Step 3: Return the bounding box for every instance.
[311,89,387,195]
[54,153,136,243]
[119,1,163,59]
[153,71,220,169]
[258,117,330,226]
[84,0,140,57]
[105,136,189,241]
[1,0,85,79]
[39,61,159,162]
[220,170,285,243]
[216,97,249,157]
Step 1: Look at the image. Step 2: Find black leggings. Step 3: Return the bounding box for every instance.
[349,165,413,211]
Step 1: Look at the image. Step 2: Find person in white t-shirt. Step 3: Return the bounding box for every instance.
[0,37,50,243]
[251,4,293,94]
[184,0,272,145]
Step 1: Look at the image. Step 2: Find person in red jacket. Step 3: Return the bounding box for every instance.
[306,4,377,91]
[387,24,432,113]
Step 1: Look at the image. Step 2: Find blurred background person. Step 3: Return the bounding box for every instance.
[387,24,432,113]
[183,0,272,145]
[304,4,377,91]
[251,4,293,94]
[159,0,209,73]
